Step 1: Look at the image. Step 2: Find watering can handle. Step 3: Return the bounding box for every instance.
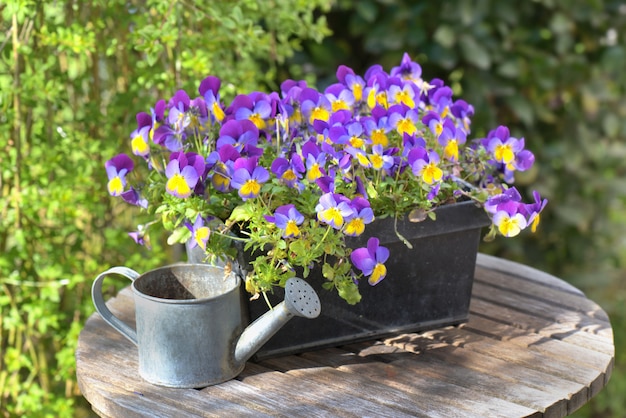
[91,267,140,346]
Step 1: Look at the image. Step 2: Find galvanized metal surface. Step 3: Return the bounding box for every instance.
[92,264,321,388]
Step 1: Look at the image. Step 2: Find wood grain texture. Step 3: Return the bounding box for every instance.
[76,254,614,417]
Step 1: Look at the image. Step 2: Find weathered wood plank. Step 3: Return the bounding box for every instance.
[382,335,590,415]
[476,254,584,296]
[469,295,615,355]
[301,348,540,418]
[346,341,568,418]
[472,281,613,344]
[261,353,498,418]
[419,325,607,400]
[464,314,613,372]
[475,266,610,323]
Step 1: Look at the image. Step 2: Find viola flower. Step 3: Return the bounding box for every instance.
[152,122,184,152]
[271,155,305,189]
[304,152,327,182]
[130,112,153,158]
[485,187,523,215]
[390,52,422,83]
[388,104,419,137]
[121,188,148,209]
[230,157,270,200]
[344,198,374,236]
[199,75,225,123]
[388,82,417,108]
[165,152,205,198]
[350,237,390,285]
[346,146,371,169]
[429,86,454,118]
[315,193,354,229]
[216,119,260,155]
[520,191,548,233]
[336,65,365,103]
[233,94,273,130]
[325,84,355,113]
[422,111,455,139]
[300,87,332,125]
[105,154,134,196]
[264,204,305,238]
[186,215,211,251]
[362,114,392,147]
[493,208,528,237]
[486,126,524,166]
[188,97,209,133]
[408,148,443,185]
[438,126,467,162]
[368,144,394,171]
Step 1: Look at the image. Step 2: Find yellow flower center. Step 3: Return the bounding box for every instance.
[249,113,266,129]
[307,164,323,182]
[397,118,417,136]
[282,169,297,182]
[444,140,459,161]
[212,102,225,122]
[371,129,388,147]
[319,207,343,227]
[345,218,365,236]
[332,100,350,112]
[350,136,365,148]
[368,263,387,285]
[194,227,210,250]
[422,163,443,185]
[131,135,149,156]
[284,220,301,237]
[240,179,261,197]
[498,216,523,237]
[353,84,363,102]
[107,177,123,196]
[310,106,330,123]
[167,174,191,198]
[369,154,384,170]
[394,90,414,108]
[495,144,515,164]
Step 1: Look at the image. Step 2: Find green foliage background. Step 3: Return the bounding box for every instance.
[1,0,624,416]
[0,0,330,416]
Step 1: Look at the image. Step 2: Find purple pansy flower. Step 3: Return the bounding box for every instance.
[130,112,153,157]
[199,75,225,123]
[388,104,419,137]
[264,204,305,238]
[230,157,270,200]
[344,197,374,237]
[315,193,354,229]
[408,147,443,185]
[271,155,305,189]
[216,119,261,156]
[105,154,134,196]
[233,94,273,130]
[186,215,211,251]
[165,152,205,198]
[350,237,390,285]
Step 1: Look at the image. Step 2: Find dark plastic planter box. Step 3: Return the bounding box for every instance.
[246,200,491,360]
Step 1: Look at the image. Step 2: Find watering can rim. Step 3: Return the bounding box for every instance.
[131,263,241,305]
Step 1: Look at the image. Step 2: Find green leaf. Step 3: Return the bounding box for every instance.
[322,262,334,280]
[459,34,491,70]
[167,227,191,245]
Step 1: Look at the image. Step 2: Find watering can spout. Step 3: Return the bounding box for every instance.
[234,277,321,365]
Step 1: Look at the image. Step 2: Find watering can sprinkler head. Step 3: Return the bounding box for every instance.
[234,277,321,365]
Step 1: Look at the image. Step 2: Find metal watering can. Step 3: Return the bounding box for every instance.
[92,263,321,388]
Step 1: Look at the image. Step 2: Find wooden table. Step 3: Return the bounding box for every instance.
[76,254,615,417]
